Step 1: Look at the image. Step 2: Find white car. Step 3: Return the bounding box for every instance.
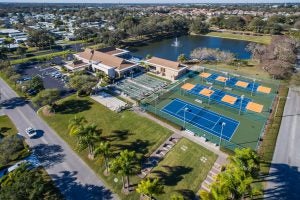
[25,127,37,138]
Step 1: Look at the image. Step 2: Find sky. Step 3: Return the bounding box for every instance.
[0,0,298,4]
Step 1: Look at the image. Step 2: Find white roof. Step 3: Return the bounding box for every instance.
[0,29,20,34]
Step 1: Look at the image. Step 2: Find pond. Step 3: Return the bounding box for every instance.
[130,35,252,61]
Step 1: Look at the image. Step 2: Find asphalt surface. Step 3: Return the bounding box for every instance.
[264,89,300,200]
[0,78,118,200]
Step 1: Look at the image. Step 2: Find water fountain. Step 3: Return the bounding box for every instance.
[171,37,180,47]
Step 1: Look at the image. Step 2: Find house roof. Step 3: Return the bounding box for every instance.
[98,46,127,55]
[146,57,182,70]
[77,48,135,70]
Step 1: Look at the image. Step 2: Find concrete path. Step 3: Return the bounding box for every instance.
[0,78,118,200]
[264,89,300,200]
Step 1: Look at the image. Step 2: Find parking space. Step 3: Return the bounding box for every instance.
[16,62,72,97]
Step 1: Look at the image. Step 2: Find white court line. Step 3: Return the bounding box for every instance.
[175,98,239,124]
[162,99,240,141]
[211,117,222,130]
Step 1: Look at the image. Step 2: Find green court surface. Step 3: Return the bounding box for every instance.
[142,69,278,150]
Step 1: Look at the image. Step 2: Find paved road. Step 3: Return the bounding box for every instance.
[264,89,300,200]
[0,78,118,200]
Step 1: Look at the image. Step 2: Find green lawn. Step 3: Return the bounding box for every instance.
[39,95,172,199]
[204,32,271,45]
[203,61,276,81]
[10,50,71,65]
[0,115,18,137]
[149,138,217,199]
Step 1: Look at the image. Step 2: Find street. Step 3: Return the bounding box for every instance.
[0,78,118,200]
[264,89,300,200]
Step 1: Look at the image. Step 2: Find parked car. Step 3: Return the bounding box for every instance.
[25,127,37,138]
[27,89,37,96]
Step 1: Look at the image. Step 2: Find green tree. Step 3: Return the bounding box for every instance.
[68,116,87,137]
[76,124,100,159]
[27,29,55,49]
[32,89,60,110]
[248,17,266,33]
[9,73,21,86]
[68,74,98,96]
[189,18,209,34]
[29,76,44,93]
[228,148,260,178]
[177,54,187,63]
[15,47,27,59]
[170,194,185,200]
[136,178,164,199]
[0,164,61,199]
[94,142,111,175]
[0,135,25,167]
[110,150,140,192]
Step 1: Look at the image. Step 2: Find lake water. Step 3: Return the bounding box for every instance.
[130,35,252,61]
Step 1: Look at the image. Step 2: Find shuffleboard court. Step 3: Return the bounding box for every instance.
[161,98,239,141]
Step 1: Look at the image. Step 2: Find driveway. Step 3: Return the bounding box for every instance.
[0,78,118,200]
[264,89,300,200]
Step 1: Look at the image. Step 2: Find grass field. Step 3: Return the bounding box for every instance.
[10,50,71,65]
[39,95,172,199]
[204,32,272,45]
[0,115,18,137]
[203,61,275,81]
[142,69,278,151]
[149,138,217,199]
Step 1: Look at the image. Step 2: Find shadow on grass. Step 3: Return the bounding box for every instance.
[32,144,65,169]
[55,99,92,114]
[175,189,195,200]
[52,170,114,200]
[151,165,192,186]
[0,127,11,136]
[105,130,133,142]
[113,139,153,155]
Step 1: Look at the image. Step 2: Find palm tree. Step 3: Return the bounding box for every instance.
[68,116,87,136]
[76,124,99,159]
[228,148,260,178]
[94,141,111,175]
[109,150,140,192]
[136,178,164,199]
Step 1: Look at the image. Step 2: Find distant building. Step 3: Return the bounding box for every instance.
[65,47,139,78]
[144,56,188,81]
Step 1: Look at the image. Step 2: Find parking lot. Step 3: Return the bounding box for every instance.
[17,62,73,96]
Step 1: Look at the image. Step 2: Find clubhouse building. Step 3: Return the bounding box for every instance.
[144,56,188,81]
[65,47,139,78]
[65,47,188,81]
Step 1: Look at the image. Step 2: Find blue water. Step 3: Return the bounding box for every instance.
[130,35,251,61]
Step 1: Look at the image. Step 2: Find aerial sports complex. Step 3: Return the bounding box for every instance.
[140,67,278,151]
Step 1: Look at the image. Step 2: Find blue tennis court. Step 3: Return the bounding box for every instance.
[161,98,239,141]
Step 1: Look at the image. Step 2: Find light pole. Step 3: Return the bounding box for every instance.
[251,79,256,96]
[275,96,290,117]
[239,95,244,115]
[219,122,226,148]
[183,107,189,129]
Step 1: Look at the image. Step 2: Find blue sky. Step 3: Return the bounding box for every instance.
[0,0,298,3]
